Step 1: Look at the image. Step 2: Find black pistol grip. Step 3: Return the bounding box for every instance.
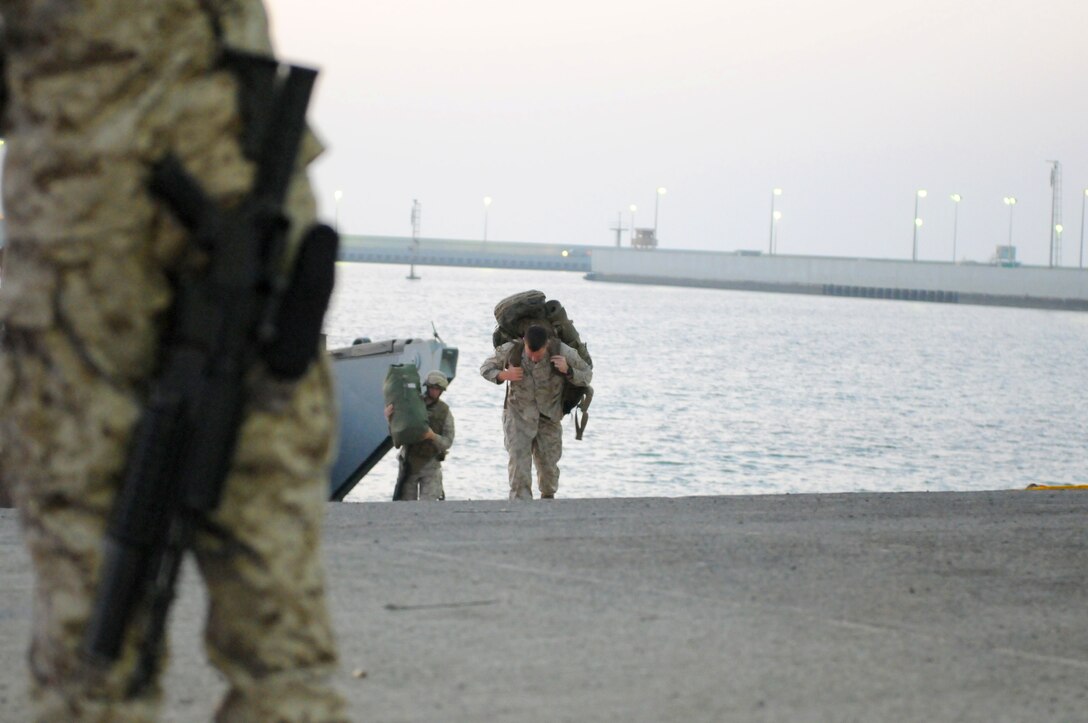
[148,156,217,241]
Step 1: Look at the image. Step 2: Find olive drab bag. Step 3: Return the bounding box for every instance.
[493,289,548,341]
[383,363,429,447]
[492,290,594,439]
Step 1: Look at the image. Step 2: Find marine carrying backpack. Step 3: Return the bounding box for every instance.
[492,290,594,439]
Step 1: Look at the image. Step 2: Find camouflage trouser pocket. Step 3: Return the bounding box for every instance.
[233,355,337,481]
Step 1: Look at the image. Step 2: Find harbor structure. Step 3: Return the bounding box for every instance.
[586,246,1088,311]
[339,234,594,272]
[338,235,1088,312]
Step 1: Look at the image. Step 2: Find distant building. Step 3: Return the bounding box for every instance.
[992,245,1019,267]
[632,228,657,249]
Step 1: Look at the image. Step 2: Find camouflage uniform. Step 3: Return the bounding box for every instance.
[479,340,592,500]
[397,397,454,501]
[0,2,347,720]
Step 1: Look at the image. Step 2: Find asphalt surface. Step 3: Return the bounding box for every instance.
[2,490,1087,722]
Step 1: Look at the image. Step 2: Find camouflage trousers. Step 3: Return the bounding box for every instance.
[398,459,445,501]
[0,0,347,719]
[502,411,563,500]
[3,357,347,722]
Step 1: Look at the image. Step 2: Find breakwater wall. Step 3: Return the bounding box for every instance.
[587,248,1088,311]
[339,234,592,272]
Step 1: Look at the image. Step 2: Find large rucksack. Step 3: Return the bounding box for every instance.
[492,290,594,439]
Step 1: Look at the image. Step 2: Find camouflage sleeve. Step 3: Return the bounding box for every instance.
[479,342,513,385]
[433,409,454,455]
[561,342,592,387]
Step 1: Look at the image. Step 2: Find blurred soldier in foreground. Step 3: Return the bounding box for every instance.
[386,370,455,501]
[0,2,348,720]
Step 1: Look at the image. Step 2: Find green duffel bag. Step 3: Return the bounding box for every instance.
[383,363,429,447]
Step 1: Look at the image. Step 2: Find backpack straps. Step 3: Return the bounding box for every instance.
[502,340,519,409]
[506,336,562,376]
[574,385,593,440]
[507,340,523,368]
[501,336,572,410]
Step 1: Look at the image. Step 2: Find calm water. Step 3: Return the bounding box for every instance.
[325,262,1088,502]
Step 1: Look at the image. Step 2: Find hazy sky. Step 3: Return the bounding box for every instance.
[266,1,1088,266]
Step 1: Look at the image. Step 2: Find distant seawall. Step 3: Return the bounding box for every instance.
[339,234,592,272]
[586,248,1088,312]
[335,235,1088,312]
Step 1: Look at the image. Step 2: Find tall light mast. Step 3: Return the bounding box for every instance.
[1048,160,1063,267]
[610,212,627,248]
[408,199,421,280]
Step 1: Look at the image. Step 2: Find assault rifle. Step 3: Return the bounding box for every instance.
[82,50,337,696]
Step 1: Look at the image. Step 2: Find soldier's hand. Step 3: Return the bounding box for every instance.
[384,404,394,420]
[551,355,569,374]
[500,367,524,382]
[422,428,437,441]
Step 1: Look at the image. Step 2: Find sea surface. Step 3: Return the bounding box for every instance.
[325,262,1088,502]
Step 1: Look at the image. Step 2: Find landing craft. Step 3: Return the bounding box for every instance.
[327,337,458,500]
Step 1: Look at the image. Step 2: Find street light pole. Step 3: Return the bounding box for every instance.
[1080,189,1087,269]
[949,194,961,263]
[483,196,492,241]
[772,211,782,254]
[408,199,421,280]
[912,189,927,261]
[653,187,666,244]
[1003,196,1017,264]
[333,189,343,233]
[629,204,637,246]
[769,188,782,255]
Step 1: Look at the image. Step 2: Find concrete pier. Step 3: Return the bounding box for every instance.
[339,234,593,272]
[2,490,1087,721]
[335,235,1088,311]
[588,248,1088,312]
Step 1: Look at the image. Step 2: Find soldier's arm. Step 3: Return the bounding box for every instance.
[562,343,592,387]
[433,410,454,455]
[479,342,512,385]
